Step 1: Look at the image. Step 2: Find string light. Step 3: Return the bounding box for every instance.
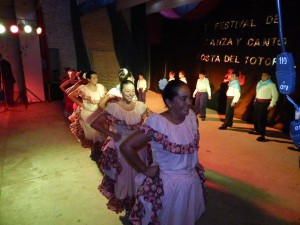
[10,25,19,34]
[36,27,42,34]
[24,24,32,33]
[0,24,5,33]
[0,18,42,35]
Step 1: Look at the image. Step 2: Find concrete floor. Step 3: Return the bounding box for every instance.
[0,91,299,225]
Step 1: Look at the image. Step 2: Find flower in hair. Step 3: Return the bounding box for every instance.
[158,78,168,91]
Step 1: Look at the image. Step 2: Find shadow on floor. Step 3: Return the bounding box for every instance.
[196,170,300,225]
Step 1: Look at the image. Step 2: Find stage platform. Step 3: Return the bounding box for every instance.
[0,90,299,225]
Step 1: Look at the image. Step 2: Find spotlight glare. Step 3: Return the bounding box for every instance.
[0,24,6,33]
[10,25,19,33]
[24,25,32,33]
[36,27,42,34]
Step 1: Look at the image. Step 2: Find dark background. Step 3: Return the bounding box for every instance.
[147,0,300,132]
[74,0,299,132]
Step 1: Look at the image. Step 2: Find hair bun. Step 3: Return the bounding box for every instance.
[122,68,128,75]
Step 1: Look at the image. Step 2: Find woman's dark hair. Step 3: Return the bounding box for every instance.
[118,68,133,83]
[77,71,86,78]
[64,67,71,72]
[162,80,188,105]
[86,70,97,79]
[120,80,134,91]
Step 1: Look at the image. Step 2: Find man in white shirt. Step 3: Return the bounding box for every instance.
[136,74,147,103]
[248,72,279,142]
[168,71,175,82]
[193,71,211,121]
[179,70,187,83]
[219,71,241,129]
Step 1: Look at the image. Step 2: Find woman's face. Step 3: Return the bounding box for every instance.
[121,83,136,103]
[168,85,192,116]
[89,74,98,85]
[68,71,77,80]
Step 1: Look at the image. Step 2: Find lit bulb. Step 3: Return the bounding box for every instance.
[36,27,42,34]
[10,25,19,33]
[0,24,6,33]
[24,25,32,33]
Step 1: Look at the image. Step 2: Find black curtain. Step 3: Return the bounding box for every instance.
[70,0,91,72]
[106,2,145,78]
[131,4,149,78]
[36,4,49,103]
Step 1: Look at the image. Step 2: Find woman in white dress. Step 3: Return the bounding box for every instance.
[91,80,152,216]
[68,71,107,161]
[120,80,207,225]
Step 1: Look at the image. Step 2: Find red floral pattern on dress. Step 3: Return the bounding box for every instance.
[129,166,207,225]
[99,107,153,215]
[129,123,207,225]
[146,143,153,166]
[69,106,106,152]
[78,89,101,104]
[129,172,164,225]
[68,106,80,123]
[140,124,199,154]
[70,118,100,148]
[98,142,153,215]
[99,144,144,214]
[102,111,145,130]
[98,176,135,214]
[99,146,122,175]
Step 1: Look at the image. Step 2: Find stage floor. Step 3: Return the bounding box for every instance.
[0,91,299,225]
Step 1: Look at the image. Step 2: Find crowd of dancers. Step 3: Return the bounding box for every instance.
[59,66,278,224]
[59,68,207,225]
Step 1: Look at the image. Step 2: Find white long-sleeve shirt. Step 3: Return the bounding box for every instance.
[255,80,278,107]
[137,78,147,92]
[193,78,211,97]
[226,80,241,104]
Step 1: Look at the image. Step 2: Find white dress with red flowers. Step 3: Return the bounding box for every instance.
[98,101,151,214]
[70,83,107,150]
[130,109,206,225]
